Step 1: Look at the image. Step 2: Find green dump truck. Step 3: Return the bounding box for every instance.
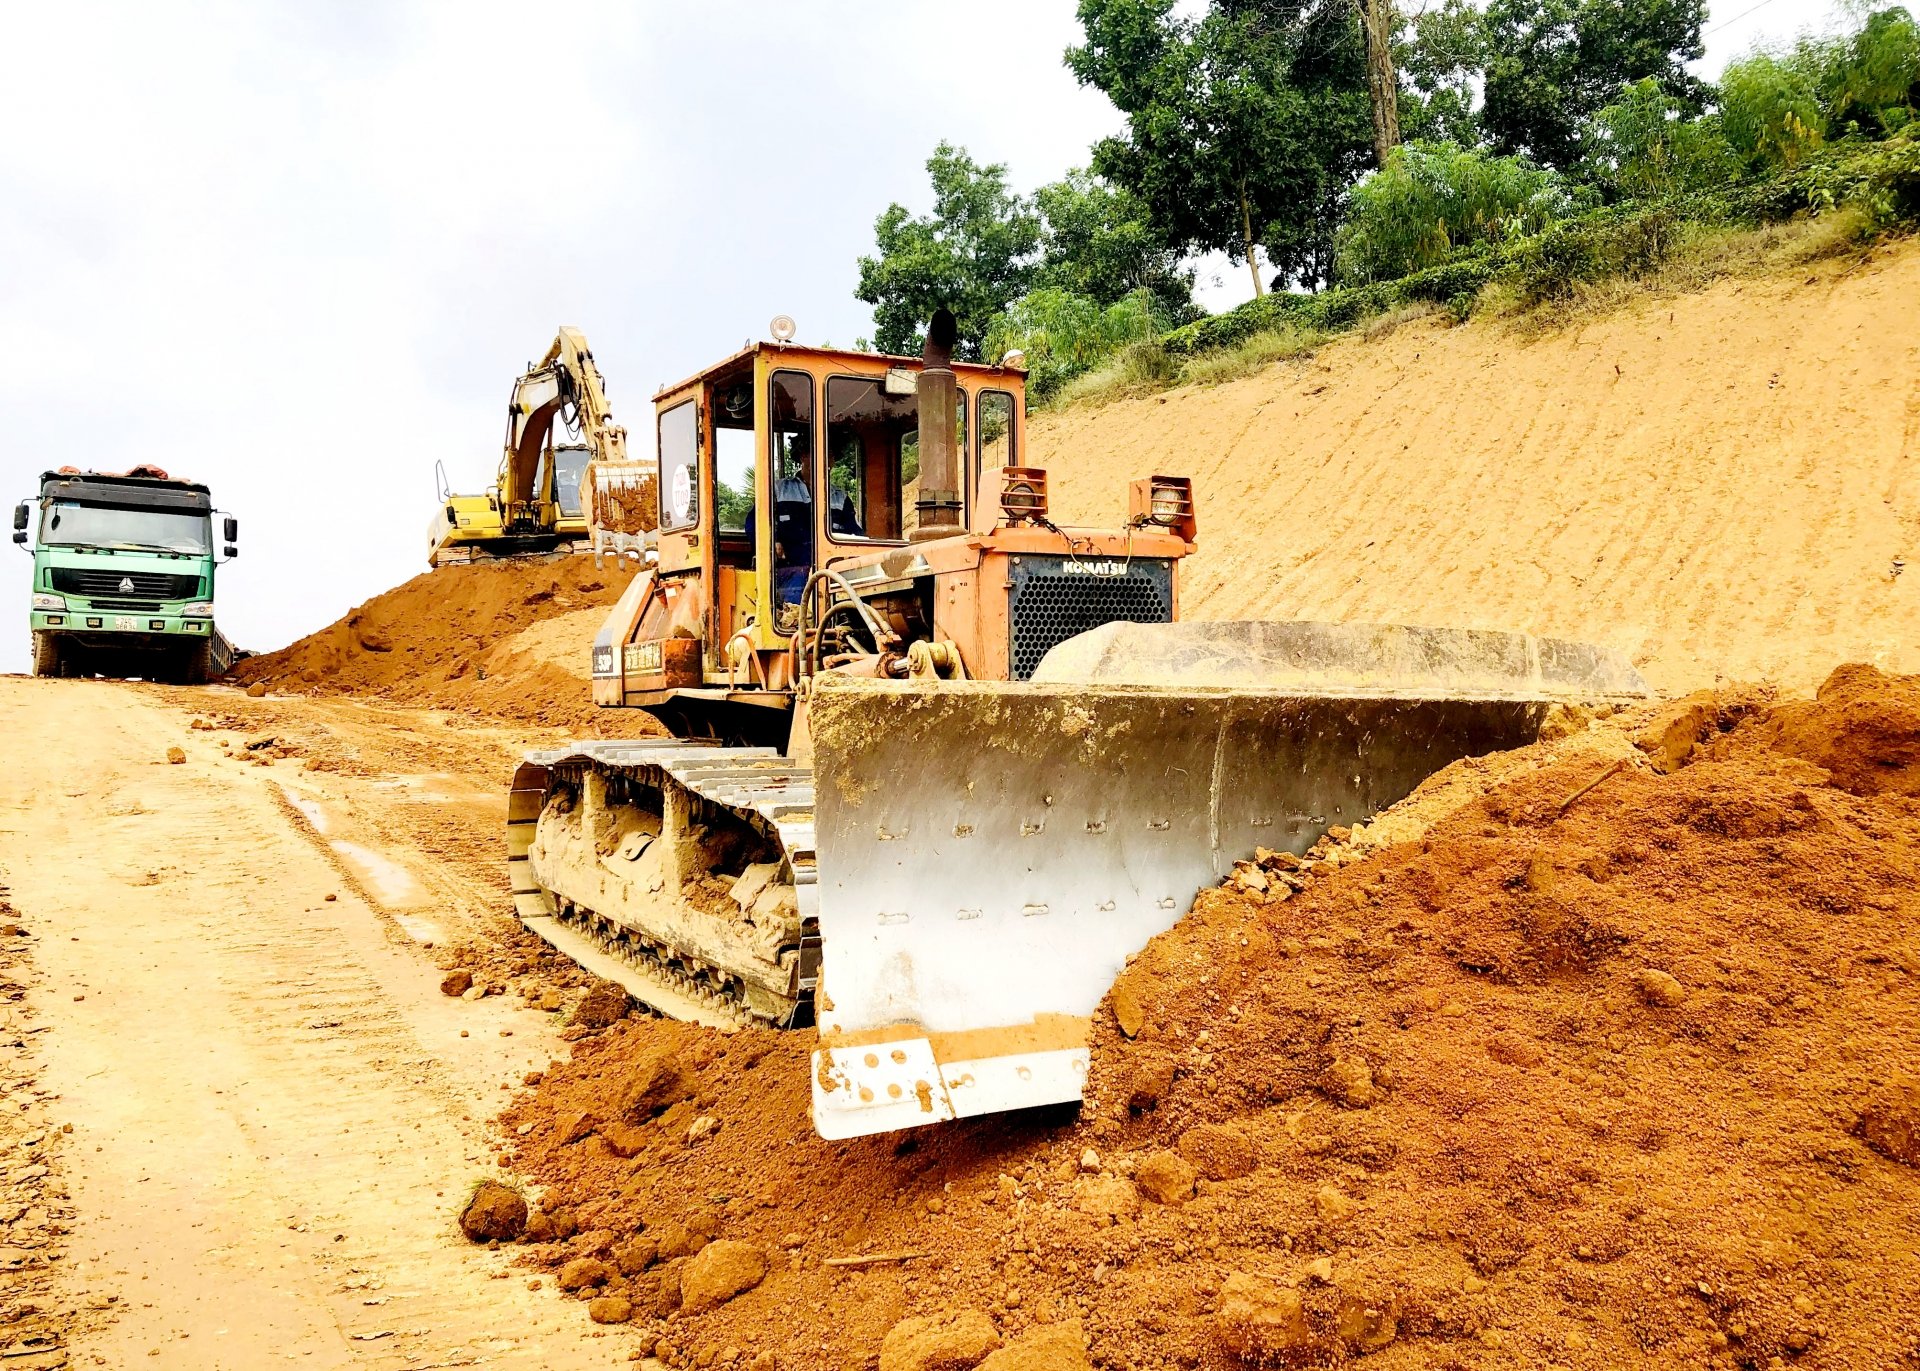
[14,466,238,683]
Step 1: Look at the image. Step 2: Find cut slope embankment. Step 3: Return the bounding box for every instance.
[1034,237,1920,695]
[231,555,651,734]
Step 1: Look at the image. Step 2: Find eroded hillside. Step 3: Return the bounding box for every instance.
[1035,238,1920,694]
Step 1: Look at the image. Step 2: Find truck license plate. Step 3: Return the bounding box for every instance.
[115,616,137,631]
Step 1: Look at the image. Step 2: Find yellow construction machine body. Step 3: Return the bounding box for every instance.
[428,327,629,567]
[507,313,1651,1140]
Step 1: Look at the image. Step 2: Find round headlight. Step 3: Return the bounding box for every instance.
[1149,487,1183,526]
[1002,479,1043,522]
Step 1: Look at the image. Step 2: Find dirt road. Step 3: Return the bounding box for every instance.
[0,677,635,1369]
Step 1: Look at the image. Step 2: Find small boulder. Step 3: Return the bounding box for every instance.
[245,681,268,698]
[1856,1078,1920,1166]
[1335,1294,1399,1353]
[1215,1273,1313,1364]
[1633,967,1688,1008]
[555,1257,614,1292]
[600,1121,651,1158]
[1313,1184,1357,1224]
[588,1294,633,1324]
[1111,978,1147,1039]
[1125,1053,1178,1112]
[1178,1122,1256,1181]
[459,1181,526,1242]
[1323,1054,1377,1108]
[165,746,186,765]
[1070,1174,1140,1226]
[439,969,473,997]
[977,1320,1091,1370]
[679,1239,767,1314]
[1134,1151,1196,1206]
[613,1233,661,1275]
[616,1048,690,1120]
[572,979,632,1029]
[879,1309,1001,1371]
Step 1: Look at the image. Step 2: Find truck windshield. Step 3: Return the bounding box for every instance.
[41,501,211,555]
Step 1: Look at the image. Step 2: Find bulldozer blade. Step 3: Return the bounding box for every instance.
[805,620,1646,1139]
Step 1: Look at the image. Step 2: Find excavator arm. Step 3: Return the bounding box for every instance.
[501,327,630,514]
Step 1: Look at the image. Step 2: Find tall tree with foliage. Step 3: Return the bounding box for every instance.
[854,143,1042,360]
[1032,170,1196,319]
[1481,0,1707,170]
[1397,0,1488,145]
[1068,0,1375,292]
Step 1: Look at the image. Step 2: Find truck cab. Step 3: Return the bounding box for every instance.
[15,467,237,683]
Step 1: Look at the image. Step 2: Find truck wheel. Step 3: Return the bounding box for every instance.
[31,633,61,678]
[178,639,214,686]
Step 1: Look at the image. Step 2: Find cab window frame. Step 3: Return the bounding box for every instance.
[656,397,700,532]
[975,387,1017,511]
[821,371,969,549]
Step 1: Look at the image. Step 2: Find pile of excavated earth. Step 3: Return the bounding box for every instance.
[478,664,1920,1371]
[230,555,653,734]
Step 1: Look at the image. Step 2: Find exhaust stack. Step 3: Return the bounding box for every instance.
[911,309,961,541]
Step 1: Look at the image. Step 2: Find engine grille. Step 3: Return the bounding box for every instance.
[50,568,200,600]
[1007,555,1173,680]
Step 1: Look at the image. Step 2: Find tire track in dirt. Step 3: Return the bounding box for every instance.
[0,678,631,1369]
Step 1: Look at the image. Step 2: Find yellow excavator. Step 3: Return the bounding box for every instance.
[428,327,633,567]
[508,311,1650,1139]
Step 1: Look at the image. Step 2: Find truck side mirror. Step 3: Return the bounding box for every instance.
[12,502,26,531]
[224,545,238,559]
[223,515,238,543]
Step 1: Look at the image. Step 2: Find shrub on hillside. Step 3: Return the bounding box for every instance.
[1335,141,1572,283]
[983,287,1164,399]
[1582,79,1741,200]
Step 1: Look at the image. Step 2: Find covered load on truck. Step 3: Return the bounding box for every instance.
[15,465,238,683]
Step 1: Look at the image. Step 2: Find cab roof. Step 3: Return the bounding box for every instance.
[651,340,1026,405]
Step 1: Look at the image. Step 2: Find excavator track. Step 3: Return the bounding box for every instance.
[507,740,819,1031]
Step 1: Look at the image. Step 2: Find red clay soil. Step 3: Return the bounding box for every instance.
[500,664,1920,1370]
[230,556,654,734]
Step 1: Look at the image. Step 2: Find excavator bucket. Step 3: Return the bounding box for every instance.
[807,620,1648,1138]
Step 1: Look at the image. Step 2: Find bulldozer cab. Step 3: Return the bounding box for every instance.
[650,343,1026,665]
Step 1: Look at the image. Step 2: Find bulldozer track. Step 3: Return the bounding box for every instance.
[508,739,820,1030]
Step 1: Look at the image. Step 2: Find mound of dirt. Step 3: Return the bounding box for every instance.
[1035,239,1920,697]
[500,664,1920,1370]
[230,556,653,734]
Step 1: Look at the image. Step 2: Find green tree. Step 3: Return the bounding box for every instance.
[1032,169,1197,319]
[1581,77,1738,198]
[1397,0,1488,146]
[854,143,1043,360]
[1481,0,1707,169]
[1067,0,1374,292]
[1720,51,1828,170]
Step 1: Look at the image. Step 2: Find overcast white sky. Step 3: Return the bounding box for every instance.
[0,0,1846,673]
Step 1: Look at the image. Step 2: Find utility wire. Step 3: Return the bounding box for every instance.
[1707,0,1786,36]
